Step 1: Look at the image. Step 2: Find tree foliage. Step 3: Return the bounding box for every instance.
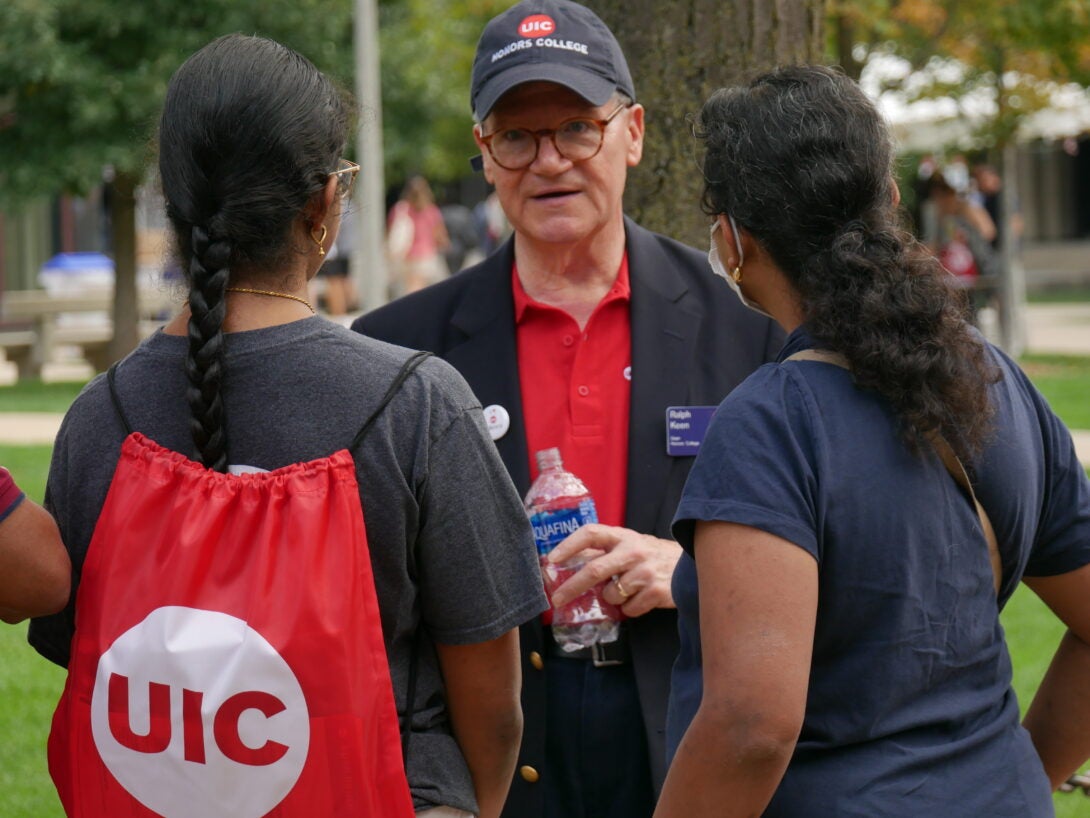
[831,0,1090,148]
[0,0,353,205]
[0,0,353,361]
[378,0,510,186]
[828,0,1090,356]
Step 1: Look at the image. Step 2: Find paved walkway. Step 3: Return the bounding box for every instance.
[1,305,1089,464]
[0,413,65,446]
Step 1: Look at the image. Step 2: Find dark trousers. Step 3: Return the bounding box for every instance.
[544,654,655,818]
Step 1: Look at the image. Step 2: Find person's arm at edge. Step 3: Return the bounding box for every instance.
[654,521,817,818]
[1022,563,1090,788]
[435,629,523,818]
[0,496,71,624]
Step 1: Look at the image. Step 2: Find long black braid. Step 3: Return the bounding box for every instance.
[157,34,349,470]
[185,225,231,471]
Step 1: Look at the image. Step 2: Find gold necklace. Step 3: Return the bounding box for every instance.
[226,287,315,314]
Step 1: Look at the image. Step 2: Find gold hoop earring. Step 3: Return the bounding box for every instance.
[311,224,328,257]
[730,265,743,283]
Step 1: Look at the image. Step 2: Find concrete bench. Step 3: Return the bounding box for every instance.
[0,329,36,378]
[0,289,177,379]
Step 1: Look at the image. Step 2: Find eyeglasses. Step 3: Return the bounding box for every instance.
[478,103,630,171]
[330,158,360,199]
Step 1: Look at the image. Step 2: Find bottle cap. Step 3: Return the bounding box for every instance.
[535,447,562,471]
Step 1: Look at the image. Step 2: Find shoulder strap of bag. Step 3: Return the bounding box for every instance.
[108,351,434,450]
[350,350,432,451]
[107,363,134,435]
[347,348,432,766]
[785,349,1002,595]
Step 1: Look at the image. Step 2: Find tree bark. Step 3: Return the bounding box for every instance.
[998,142,1027,356]
[589,0,825,247]
[990,50,1027,357]
[834,11,864,80]
[107,171,140,366]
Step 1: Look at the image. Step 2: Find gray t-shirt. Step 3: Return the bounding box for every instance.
[30,316,547,813]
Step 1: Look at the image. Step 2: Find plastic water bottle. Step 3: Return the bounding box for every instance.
[524,447,621,652]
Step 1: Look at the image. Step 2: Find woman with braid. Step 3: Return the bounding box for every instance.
[655,66,1090,817]
[31,35,544,818]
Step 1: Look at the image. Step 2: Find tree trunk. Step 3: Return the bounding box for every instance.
[997,142,1027,356]
[107,171,140,366]
[834,11,864,80]
[990,51,1027,357]
[589,0,825,246]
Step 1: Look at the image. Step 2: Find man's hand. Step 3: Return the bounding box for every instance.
[546,524,682,617]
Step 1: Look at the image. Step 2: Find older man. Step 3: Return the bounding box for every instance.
[354,2,783,816]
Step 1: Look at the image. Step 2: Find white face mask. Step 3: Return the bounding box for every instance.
[708,217,774,320]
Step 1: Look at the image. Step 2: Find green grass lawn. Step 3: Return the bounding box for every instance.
[1021,354,1090,430]
[0,380,86,414]
[0,445,51,503]
[1,359,1089,815]
[0,625,65,818]
[1028,286,1090,304]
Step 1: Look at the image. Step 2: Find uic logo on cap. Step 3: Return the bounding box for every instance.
[519,14,555,37]
[90,606,310,818]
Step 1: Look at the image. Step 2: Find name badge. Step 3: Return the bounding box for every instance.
[665,406,717,456]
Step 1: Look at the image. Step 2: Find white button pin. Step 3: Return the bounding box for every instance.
[483,404,511,441]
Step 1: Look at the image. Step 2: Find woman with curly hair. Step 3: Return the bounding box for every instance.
[656,65,1090,817]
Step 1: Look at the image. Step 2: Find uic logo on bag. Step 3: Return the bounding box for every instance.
[91,606,310,818]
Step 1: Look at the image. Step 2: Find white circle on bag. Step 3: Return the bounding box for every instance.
[90,606,309,818]
[483,404,511,441]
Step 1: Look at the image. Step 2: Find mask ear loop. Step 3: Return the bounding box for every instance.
[727,215,745,283]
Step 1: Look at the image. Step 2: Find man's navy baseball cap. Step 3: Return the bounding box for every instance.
[470,0,636,122]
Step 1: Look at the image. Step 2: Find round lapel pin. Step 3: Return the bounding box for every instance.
[483,404,511,441]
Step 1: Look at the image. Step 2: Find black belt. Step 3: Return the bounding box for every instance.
[546,626,629,667]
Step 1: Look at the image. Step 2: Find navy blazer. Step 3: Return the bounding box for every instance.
[354,216,783,817]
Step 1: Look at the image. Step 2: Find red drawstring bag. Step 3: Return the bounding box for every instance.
[48,353,429,818]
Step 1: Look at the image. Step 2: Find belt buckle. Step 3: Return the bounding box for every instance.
[591,642,622,668]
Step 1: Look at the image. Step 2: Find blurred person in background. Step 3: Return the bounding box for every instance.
[923,172,999,321]
[388,175,451,294]
[971,162,1024,251]
[313,203,359,317]
[441,199,483,273]
[473,190,511,258]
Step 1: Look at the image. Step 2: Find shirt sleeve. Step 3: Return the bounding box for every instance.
[0,467,25,524]
[1022,379,1090,577]
[415,406,548,645]
[672,367,821,561]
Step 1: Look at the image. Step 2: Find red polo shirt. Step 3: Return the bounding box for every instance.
[513,256,632,527]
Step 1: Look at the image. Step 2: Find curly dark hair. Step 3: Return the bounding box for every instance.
[158,34,349,470]
[697,64,999,459]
